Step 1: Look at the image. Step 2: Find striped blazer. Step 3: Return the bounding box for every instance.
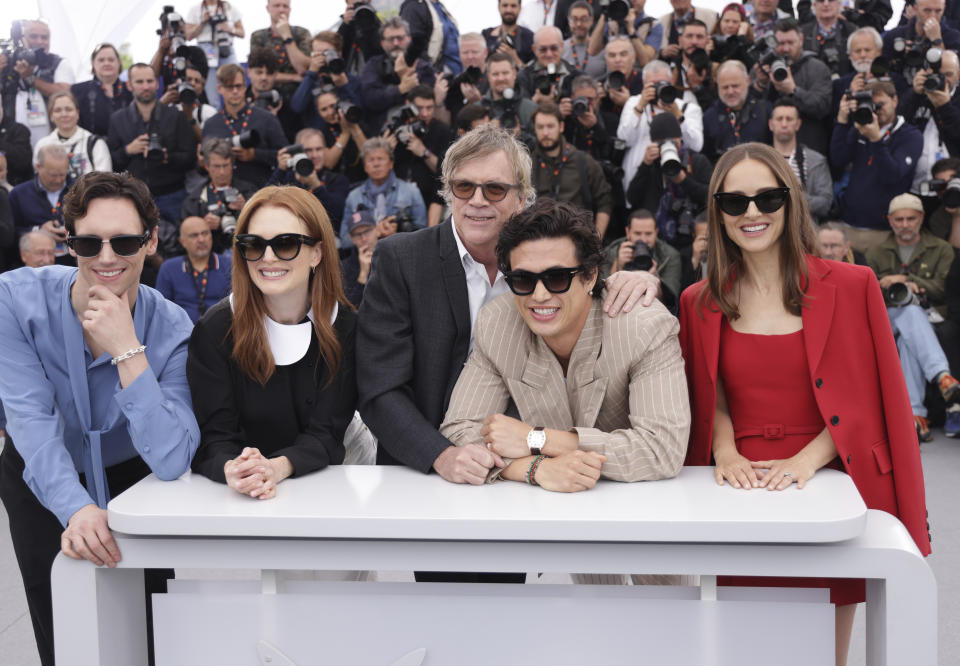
[440,294,690,482]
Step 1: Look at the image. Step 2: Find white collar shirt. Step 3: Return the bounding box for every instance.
[450,219,508,352]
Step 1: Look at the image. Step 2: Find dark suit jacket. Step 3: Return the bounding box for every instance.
[678,255,931,556]
[357,221,471,472]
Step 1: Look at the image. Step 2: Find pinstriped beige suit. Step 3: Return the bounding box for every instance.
[440,293,691,483]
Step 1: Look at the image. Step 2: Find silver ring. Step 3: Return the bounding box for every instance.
[783,472,793,480]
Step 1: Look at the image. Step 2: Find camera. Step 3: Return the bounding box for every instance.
[158,5,186,51]
[744,34,777,70]
[671,199,699,241]
[353,0,378,29]
[207,200,238,235]
[177,81,196,105]
[384,104,427,143]
[147,133,164,161]
[624,241,653,272]
[870,56,890,78]
[231,129,260,149]
[487,88,519,129]
[255,89,281,110]
[379,37,424,83]
[572,96,591,117]
[886,281,923,308]
[850,90,875,125]
[496,31,516,52]
[393,207,417,233]
[606,70,626,91]
[339,100,361,124]
[535,62,560,96]
[923,47,945,91]
[653,81,678,105]
[321,48,345,75]
[842,0,877,24]
[600,0,630,22]
[919,177,960,208]
[659,139,681,177]
[282,143,315,177]
[688,48,710,76]
[448,64,484,89]
[760,51,789,82]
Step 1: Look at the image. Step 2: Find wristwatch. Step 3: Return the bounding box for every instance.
[526,426,546,456]
[283,36,295,45]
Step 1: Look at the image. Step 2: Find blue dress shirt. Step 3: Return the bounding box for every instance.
[155,253,233,323]
[0,266,200,526]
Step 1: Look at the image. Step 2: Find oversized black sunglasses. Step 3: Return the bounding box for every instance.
[66,231,151,258]
[503,266,585,296]
[234,233,318,261]
[713,187,790,216]
[449,180,519,202]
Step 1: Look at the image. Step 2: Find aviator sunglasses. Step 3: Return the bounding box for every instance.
[503,266,585,296]
[449,180,519,202]
[234,233,318,262]
[713,187,790,217]
[66,230,151,258]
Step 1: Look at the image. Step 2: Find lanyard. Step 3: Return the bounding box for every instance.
[272,34,289,67]
[222,105,251,136]
[725,105,741,142]
[570,43,586,71]
[542,0,554,24]
[185,256,210,315]
[539,147,569,199]
[51,198,62,219]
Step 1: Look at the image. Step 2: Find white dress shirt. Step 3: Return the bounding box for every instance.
[450,219,508,352]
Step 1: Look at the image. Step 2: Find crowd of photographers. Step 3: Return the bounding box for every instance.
[2,0,960,440]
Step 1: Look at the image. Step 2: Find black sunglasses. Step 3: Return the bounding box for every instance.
[234,233,318,261]
[449,180,519,202]
[66,231,151,258]
[503,266,585,296]
[713,187,790,216]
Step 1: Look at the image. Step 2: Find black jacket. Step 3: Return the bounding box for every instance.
[801,19,858,78]
[201,104,288,188]
[702,96,773,162]
[179,177,258,254]
[0,115,33,187]
[898,87,960,158]
[107,102,197,195]
[71,78,133,138]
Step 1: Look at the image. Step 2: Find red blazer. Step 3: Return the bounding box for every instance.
[678,255,931,556]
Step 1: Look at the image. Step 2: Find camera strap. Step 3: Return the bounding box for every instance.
[794,144,807,187]
[183,255,211,312]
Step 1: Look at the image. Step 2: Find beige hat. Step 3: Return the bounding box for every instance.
[888,193,924,215]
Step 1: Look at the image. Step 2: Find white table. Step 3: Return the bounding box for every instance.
[51,466,936,665]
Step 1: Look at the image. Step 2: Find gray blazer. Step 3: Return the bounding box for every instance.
[440,295,690,482]
[802,145,833,222]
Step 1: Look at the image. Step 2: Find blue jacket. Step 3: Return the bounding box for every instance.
[155,253,233,324]
[882,19,960,61]
[9,176,69,235]
[358,55,436,131]
[829,117,923,230]
[341,171,427,247]
[898,87,960,158]
[289,71,361,128]
[266,168,350,233]
[702,96,772,162]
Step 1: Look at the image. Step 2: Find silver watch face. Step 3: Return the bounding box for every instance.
[527,428,546,450]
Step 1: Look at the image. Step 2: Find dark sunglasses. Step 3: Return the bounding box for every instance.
[234,233,318,261]
[503,266,585,296]
[66,231,151,258]
[449,180,518,202]
[713,187,790,216]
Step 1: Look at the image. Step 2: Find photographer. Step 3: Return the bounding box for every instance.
[249,0,312,100]
[602,209,681,304]
[71,43,133,138]
[517,26,577,101]
[926,157,960,246]
[388,86,452,219]
[831,27,909,119]
[597,35,645,123]
[481,52,539,132]
[703,60,771,161]
[158,52,218,144]
[291,32,361,128]
[399,0,461,74]
[152,9,193,90]
[184,0,245,105]
[680,217,708,291]
[899,48,960,193]
[673,19,715,110]
[0,105,33,186]
[746,0,791,42]
[800,0,857,78]
[2,19,74,147]
[797,0,891,32]
[434,33,489,126]
[314,88,368,184]
[625,112,710,246]
[562,75,614,160]
[201,64,287,189]
[769,97,833,222]
[482,0,535,67]
[341,137,426,247]
[180,138,254,255]
[340,209,380,307]
[831,80,923,252]
[270,128,349,226]
[531,102,612,237]
[753,18,833,155]
[245,47,302,141]
[865,193,960,440]
[8,145,71,263]
[883,0,960,65]
[657,0,717,58]
[359,17,436,133]
[336,0,383,77]
[588,0,663,70]
[563,1,606,78]
[107,63,197,225]
[617,59,703,192]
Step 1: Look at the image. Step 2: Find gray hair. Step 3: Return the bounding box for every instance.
[459,32,485,47]
[847,27,882,53]
[19,229,56,253]
[295,128,325,145]
[440,124,536,208]
[35,144,68,167]
[571,74,599,93]
[819,222,850,240]
[642,59,672,82]
[606,34,633,51]
[201,138,232,162]
[361,136,394,162]
[716,58,749,80]
[380,16,410,40]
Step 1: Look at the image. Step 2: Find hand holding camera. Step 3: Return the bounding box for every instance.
[41,219,68,242]
[126,133,152,157]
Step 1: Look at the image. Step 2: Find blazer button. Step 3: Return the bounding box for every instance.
[815,378,823,388]
[830,415,839,426]
[846,454,851,464]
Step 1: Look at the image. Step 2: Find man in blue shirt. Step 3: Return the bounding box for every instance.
[156,216,233,323]
[0,171,200,666]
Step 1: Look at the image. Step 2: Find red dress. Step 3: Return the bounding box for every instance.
[717,318,865,605]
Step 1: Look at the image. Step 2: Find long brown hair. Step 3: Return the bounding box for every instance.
[697,142,819,319]
[230,186,352,386]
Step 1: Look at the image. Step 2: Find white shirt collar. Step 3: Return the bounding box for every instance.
[229,294,338,366]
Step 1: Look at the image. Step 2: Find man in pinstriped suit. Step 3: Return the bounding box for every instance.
[440,198,690,490]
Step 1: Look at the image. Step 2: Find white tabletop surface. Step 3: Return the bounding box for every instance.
[107,466,868,544]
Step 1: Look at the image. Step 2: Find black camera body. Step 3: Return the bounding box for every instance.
[653,81,678,105]
[178,81,197,105]
[850,90,875,125]
[572,96,591,117]
[394,207,417,233]
[760,50,789,82]
[919,177,960,207]
[340,101,361,124]
[624,241,653,272]
[923,46,945,91]
[886,281,925,308]
[147,133,164,161]
[283,143,315,177]
[485,88,520,129]
[231,129,260,149]
[671,199,699,240]
[254,89,281,110]
[321,49,345,76]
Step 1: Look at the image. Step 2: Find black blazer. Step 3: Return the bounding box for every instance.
[188,299,357,483]
[357,220,471,472]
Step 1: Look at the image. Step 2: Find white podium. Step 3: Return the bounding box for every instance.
[51,466,936,665]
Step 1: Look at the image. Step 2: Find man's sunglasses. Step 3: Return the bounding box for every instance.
[234,233,318,261]
[449,180,519,202]
[713,187,790,216]
[66,231,151,258]
[503,266,585,296]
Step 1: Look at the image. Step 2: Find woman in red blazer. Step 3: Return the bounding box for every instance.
[678,143,929,666]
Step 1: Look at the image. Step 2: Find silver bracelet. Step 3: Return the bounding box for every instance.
[111,345,147,366]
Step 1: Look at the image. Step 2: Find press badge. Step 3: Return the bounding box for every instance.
[26,89,46,126]
[200,42,218,68]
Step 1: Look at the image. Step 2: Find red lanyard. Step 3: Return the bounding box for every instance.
[570,44,585,71]
[542,0,554,24]
[725,106,741,141]
[273,35,289,67]
[222,105,252,136]
[51,199,62,218]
